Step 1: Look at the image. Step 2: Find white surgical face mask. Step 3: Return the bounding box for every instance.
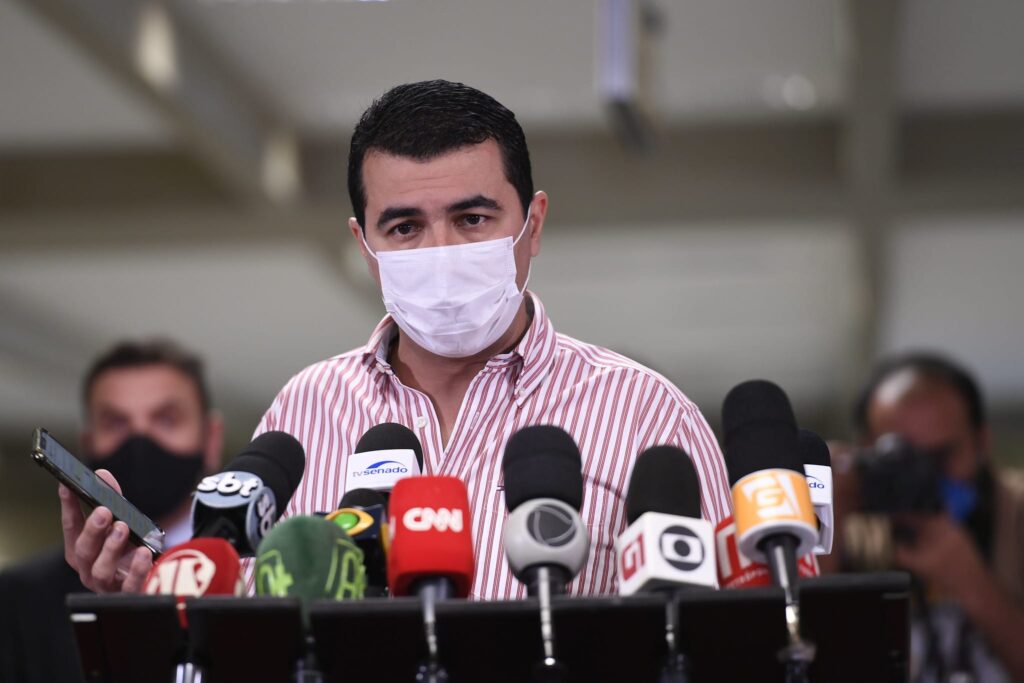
[361,210,532,358]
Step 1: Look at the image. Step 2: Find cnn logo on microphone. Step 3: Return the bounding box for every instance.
[402,507,464,533]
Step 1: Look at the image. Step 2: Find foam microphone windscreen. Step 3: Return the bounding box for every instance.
[144,538,243,627]
[721,380,801,485]
[355,423,424,471]
[229,431,306,509]
[625,446,702,523]
[338,488,388,511]
[798,428,831,467]
[255,516,366,610]
[502,425,584,512]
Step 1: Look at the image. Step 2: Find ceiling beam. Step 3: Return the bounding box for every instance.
[840,0,902,404]
[14,0,303,205]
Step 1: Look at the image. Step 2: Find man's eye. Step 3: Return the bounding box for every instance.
[463,214,486,227]
[390,223,416,237]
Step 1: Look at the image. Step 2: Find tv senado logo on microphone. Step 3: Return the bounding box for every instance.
[806,475,826,490]
[352,460,410,478]
[659,525,705,571]
[525,504,578,547]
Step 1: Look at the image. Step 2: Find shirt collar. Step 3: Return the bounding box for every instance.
[361,291,558,405]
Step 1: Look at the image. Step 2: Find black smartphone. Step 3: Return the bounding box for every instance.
[31,428,165,556]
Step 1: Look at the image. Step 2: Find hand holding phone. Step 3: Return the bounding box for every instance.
[59,474,155,593]
[31,428,162,593]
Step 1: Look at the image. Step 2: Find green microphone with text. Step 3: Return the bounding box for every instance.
[254,515,368,619]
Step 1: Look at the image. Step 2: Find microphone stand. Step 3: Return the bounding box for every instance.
[658,592,690,683]
[413,578,452,683]
[762,537,816,683]
[528,565,569,683]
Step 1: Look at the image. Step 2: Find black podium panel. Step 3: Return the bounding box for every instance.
[676,572,910,683]
[66,594,183,683]
[185,596,304,683]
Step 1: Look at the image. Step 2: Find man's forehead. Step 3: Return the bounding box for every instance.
[868,371,970,436]
[89,365,200,411]
[361,141,510,210]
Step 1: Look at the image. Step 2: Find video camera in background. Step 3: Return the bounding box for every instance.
[857,434,944,517]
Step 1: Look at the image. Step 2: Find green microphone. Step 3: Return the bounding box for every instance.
[254,515,367,620]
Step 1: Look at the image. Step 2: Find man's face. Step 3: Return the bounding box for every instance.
[84,364,209,461]
[866,371,985,482]
[349,139,545,288]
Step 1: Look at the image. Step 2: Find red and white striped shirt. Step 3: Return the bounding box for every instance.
[253,293,731,599]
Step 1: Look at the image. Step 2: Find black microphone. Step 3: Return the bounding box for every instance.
[617,446,716,595]
[327,488,389,596]
[502,425,590,597]
[722,380,818,676]
[345,423,424,502]
[191,431,305,556]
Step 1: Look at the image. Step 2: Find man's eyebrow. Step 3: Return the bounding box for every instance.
[376,206,424,230]
[446,195,502,213]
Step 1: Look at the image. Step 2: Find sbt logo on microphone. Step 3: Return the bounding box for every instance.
[197,472,264,498]
[402,507,464,533]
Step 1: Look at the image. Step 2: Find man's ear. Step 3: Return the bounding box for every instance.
[202,412,225,474]
[526,191,548,258]
[349,217,381,284]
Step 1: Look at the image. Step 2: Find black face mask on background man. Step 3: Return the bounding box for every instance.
[89,434,204,521]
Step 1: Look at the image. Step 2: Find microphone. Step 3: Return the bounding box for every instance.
[144,538,244,626]
[722,381,817,572]
[616,446,717,596]
[714,516,820,589]
[502,425,590,597]
[345,423,423,497]
[387,476,474,599]
[254,515,367,611]
[799,429,834,555]
[722,379,818,677]
[326,488,389,597]
[191,431,305,556]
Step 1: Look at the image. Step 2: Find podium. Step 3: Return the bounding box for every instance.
[67,573,909,683]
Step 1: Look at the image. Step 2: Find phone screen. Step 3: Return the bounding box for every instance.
[32,428,165,555]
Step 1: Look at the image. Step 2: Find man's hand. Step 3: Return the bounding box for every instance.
[59,469,153,593]
[892,514,987,599]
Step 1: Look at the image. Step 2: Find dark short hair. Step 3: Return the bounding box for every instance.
[853,351,985,437]
[347,80,533,228]
[82,339,212,414]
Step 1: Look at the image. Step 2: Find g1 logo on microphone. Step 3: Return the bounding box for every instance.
[402,507,464,533]
[620,534,645,580]
[525,504,577,547]
[659,525,705,571]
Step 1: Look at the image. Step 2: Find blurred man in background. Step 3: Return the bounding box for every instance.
[0,339,222,683]
[841,353,1024,682]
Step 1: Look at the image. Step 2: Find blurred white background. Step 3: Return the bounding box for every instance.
[2,0,1023,565]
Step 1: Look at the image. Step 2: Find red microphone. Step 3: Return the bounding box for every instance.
[714,516,819,589]
[144,538,244,626]
[387,476,475,599]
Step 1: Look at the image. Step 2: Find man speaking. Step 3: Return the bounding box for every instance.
[64,80,731,599]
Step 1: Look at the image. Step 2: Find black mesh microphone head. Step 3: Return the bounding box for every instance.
[502,425,583,512]
[721,380,801,485]
[798,429,831,467]
[229,431,306,510]
[625,446,702,523]
[355,423,424,471]
[338,488,387,510]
